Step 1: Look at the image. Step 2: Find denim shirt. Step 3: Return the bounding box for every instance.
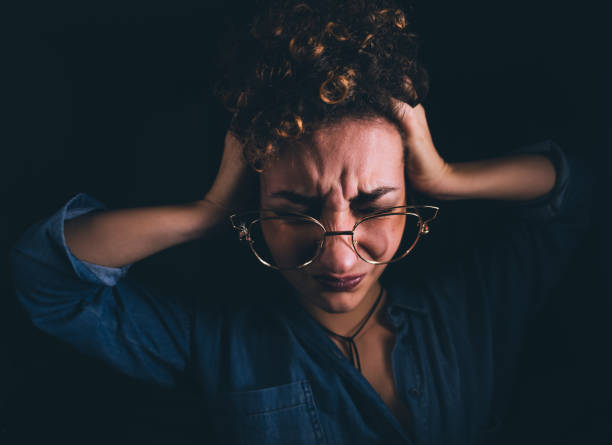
[9,140,592,444]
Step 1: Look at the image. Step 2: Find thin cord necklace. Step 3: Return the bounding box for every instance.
[317,286,384,373]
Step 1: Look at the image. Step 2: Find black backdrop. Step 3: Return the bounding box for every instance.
[2,1,610,444]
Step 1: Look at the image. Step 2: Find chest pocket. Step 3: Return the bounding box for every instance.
[213,380,327,445]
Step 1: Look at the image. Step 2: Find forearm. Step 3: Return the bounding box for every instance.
[432,153,557,201]
[64,199,224,268]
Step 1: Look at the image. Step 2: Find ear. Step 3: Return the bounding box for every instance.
[402,143,417,206]
[254,172,263,210]
[405,184,418,208]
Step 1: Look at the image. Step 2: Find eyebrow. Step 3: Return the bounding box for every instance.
[269,186,398,206]
[269,191,319,206]
[350,186,398,205]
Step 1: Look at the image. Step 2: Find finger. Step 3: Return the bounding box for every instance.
[390,98,417,128]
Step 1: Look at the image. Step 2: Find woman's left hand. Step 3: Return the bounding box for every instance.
[391,99,453,198]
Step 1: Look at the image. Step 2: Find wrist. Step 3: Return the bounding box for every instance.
[408,157,456,200]
[428,154,557,201]
[185,198,232,240]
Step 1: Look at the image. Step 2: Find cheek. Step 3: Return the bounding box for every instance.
[353,214,408,262]
[280,270,311,292]
[258,219,324,269]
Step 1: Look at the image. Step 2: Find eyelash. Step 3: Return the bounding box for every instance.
[353,206,386,215]
[276,205,387,218]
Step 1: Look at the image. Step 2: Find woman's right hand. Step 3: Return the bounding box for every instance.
[202,131,257,215]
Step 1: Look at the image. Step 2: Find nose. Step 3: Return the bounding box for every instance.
[316,214,359,274]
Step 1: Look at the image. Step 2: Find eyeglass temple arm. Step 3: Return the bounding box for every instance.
[413,205,439,235]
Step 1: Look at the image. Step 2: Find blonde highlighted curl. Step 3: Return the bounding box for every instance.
[215,0,429,171]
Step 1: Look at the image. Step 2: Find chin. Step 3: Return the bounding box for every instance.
[283,271,376,314]
[312,289,366,314]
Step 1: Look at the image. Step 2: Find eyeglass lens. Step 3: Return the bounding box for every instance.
[353,213,419,263]
[249,213,421,269]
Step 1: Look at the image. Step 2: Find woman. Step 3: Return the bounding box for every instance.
[10,0,592,443]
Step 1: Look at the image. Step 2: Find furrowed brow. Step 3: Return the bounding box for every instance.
[269,191,319,206]
[350,186,398,205]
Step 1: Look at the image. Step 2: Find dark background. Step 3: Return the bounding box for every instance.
[2,0,610,443]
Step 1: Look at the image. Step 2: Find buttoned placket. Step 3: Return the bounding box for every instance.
[284,300,412,443]
[386,304,430,443]
[387,305,428,445]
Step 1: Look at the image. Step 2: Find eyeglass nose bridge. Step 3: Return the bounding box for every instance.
[323,230,353,237]
[316,230,358,262]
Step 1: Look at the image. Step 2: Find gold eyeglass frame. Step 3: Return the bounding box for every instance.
[230,205,439,271]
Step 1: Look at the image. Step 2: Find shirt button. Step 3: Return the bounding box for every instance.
[408,388,420,397]
[387,307,401,321]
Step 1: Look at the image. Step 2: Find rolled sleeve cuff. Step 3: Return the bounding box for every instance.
[50,192,132,286]
[502,139,571,221]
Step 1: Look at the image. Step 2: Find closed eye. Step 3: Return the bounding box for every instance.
[269,186,400,218]
[350,187,399,216]
[352,206,388,216]
[350,187,398,206]
[269,191,318,207]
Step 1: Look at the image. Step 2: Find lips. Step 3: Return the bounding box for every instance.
[313,273,365,292]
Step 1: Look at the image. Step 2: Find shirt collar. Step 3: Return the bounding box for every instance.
[385,279,428,315]
[273,277,428,322]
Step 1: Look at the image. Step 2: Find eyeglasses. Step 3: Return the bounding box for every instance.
[230,205,439,270]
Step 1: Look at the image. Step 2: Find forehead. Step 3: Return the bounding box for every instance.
[261,118,405,195]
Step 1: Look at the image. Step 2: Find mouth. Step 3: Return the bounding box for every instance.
[313,273,366,292]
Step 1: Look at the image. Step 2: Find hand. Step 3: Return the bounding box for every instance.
[391,99,453,198]
[203,131,257,213]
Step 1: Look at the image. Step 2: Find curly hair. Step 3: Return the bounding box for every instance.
[215,0,429,171]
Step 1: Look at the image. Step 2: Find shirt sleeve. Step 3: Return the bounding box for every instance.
[454,139,592,313]
[418,140,594,425]
[491,139,572,222]
[9,193,194,388]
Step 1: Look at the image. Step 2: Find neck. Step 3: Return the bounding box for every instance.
[297,282,386,338]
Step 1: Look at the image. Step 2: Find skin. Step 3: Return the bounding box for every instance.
[61,98,556,428]
[204,101,555,337]
[64,101,555,339]
[259,117,407,335]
